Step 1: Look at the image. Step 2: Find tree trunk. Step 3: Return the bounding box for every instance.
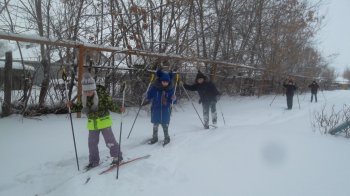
[2,51,12,117]
[38,59,50,107]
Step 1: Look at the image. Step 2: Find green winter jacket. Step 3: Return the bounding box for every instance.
[73,85,120,131]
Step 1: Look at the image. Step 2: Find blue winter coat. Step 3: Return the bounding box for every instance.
[147,80,175,124]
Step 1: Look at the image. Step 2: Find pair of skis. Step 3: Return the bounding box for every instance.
[84,154,151,184]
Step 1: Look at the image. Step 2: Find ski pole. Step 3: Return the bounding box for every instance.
[269,93,278,106]
[62,68,80,171]
[180,83,205,126]
[127,73,155,139]
[117,82,126,179]
[170,73,179,115]
[217,101,226,125]
[296,92,301,109]
[270,80,284,107]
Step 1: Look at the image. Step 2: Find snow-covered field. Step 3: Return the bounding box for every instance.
[1,90,350,196]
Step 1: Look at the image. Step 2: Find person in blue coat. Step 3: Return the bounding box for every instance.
[146,70,176,145]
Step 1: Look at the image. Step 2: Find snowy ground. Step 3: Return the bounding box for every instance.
[1,90,350,196]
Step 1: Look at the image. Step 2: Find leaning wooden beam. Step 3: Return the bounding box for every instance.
[122,50,259,70]
[0,31,81,48]
[83,66,250,79]
[0,31,257,70]
[0,31,321,80]
[0,59,70,66]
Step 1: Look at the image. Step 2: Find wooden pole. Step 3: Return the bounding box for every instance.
[2,51,12,117]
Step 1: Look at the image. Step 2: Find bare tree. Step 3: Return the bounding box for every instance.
[342,68,350,81]
[0,0,339,116]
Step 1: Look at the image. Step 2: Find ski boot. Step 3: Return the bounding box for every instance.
[163,127,170,146]
[149,125,159,144]
[163,137,170,146]
[111,156,123,165]
[84,163,97,171]
[148,137,158,144]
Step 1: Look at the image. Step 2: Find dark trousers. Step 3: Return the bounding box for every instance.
[311,93,317,102]
[88,127,122,166]
[152,123,169,139]
[286,95,293,109]
[202,101,218,127]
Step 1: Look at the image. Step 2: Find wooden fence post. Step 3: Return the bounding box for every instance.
[2,51,12,117]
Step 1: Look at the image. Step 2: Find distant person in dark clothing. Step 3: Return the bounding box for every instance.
[308,81,319,102]
[183,71,221,129]
[283,77,297,110]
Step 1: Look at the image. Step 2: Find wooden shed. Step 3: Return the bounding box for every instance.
[0,62,34,90]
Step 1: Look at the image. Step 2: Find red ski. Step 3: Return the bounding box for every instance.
[99,154,151,175]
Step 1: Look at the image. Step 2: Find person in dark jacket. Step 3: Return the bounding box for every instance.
[308,81,319,102]
[283,77,297,110]
[71,72,123,170]
[183,71,221,129]
[146,70,176,145]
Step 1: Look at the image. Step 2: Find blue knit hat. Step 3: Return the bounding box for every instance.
[160,73,170,82]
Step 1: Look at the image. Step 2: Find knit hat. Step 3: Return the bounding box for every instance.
[160,73,170,82]
[81,72,98,109]
[82,72,96,91]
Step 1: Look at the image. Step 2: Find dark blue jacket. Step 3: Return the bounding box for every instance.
[283,82,297,96]
[184,74,220,103]
[308,82,319,94]
[147,73,175,124]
